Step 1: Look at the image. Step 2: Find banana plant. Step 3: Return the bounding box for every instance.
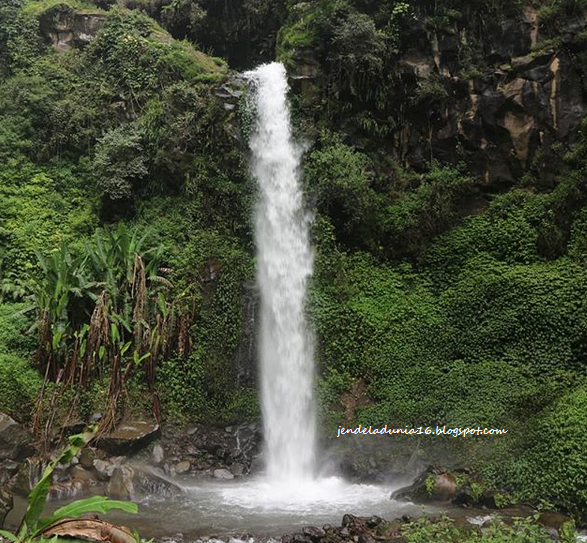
[0,427,138,543]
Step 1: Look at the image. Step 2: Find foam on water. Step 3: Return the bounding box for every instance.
[214,477,394,512]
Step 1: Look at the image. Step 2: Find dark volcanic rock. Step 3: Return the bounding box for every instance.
[98,421,160,456]
[160,422,261,476]
[282,515,409,543]
[0,413,33,462]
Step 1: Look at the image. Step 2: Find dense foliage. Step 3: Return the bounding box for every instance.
[1,0,587,525]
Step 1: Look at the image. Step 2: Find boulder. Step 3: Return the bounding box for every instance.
[175,461,190,474]
[213,468,234,480]
[452,486,477,507]
[0,413,33,462]
[93,458,118,481]
[79,448,95,470]
[98,421,160,456]
[13,457,46,495]
[70,465,98,484]
[391,466,457,503]
[303,526,325,540]
[107,465,182,501]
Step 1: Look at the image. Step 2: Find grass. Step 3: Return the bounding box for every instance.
[24,0,106,16]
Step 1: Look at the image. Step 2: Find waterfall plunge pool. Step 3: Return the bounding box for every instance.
[7,476,437,540]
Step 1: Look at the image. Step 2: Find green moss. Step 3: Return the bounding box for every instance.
[23,0,105,16]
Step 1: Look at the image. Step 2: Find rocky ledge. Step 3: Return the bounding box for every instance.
[0,412,263,528]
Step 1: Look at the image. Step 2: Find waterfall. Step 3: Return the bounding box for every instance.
[245,62,317,482]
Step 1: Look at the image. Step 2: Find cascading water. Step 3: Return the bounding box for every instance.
[245,62,317,482]
[49,63,419,538]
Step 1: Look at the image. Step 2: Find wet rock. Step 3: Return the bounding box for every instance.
[93,458,119,481]
[175,461,190,474]
[302,526,325,540]
[342,514,359,528]
[249,455,264,474]
[98,421,160,456]
[0,459,19,484]
[366,515,385,528]
[0,413,33,462]
[79,448,95,470]
[213,468,234,480]
[452,486,477,507]
[152,444,165,465]
[160,422,261,477]
[48,479,88,501]
[478,490,499,509]
[107,465,181,501]
[70,465,97,484]
[292,534,312,543]
[391,466,457,503]
[13,457,46,495]
[1,485,13,527]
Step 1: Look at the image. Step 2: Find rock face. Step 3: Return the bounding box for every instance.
[0,413,33,463]
[232,281,259,389]
[397,14,587,189]
[161,422,262,477]
[38,4,106,52]
[0,413,35,527]
[290,6,587,192]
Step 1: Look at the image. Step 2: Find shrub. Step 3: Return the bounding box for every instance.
[0,352,43,418]
[505,386,587,521]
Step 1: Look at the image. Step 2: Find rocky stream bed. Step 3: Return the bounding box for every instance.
[0,413,582,542]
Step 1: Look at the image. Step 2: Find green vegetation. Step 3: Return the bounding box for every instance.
[0,427,139,543]
[402,515,577,543]
[1,0,587,529]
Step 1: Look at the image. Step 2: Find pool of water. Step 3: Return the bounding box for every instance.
[109,476,431,539]
[6,476,438,539]
[7,475,539,541]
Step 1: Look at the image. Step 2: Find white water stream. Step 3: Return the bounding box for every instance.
[246,62,316,482]
[3,61,485,541]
